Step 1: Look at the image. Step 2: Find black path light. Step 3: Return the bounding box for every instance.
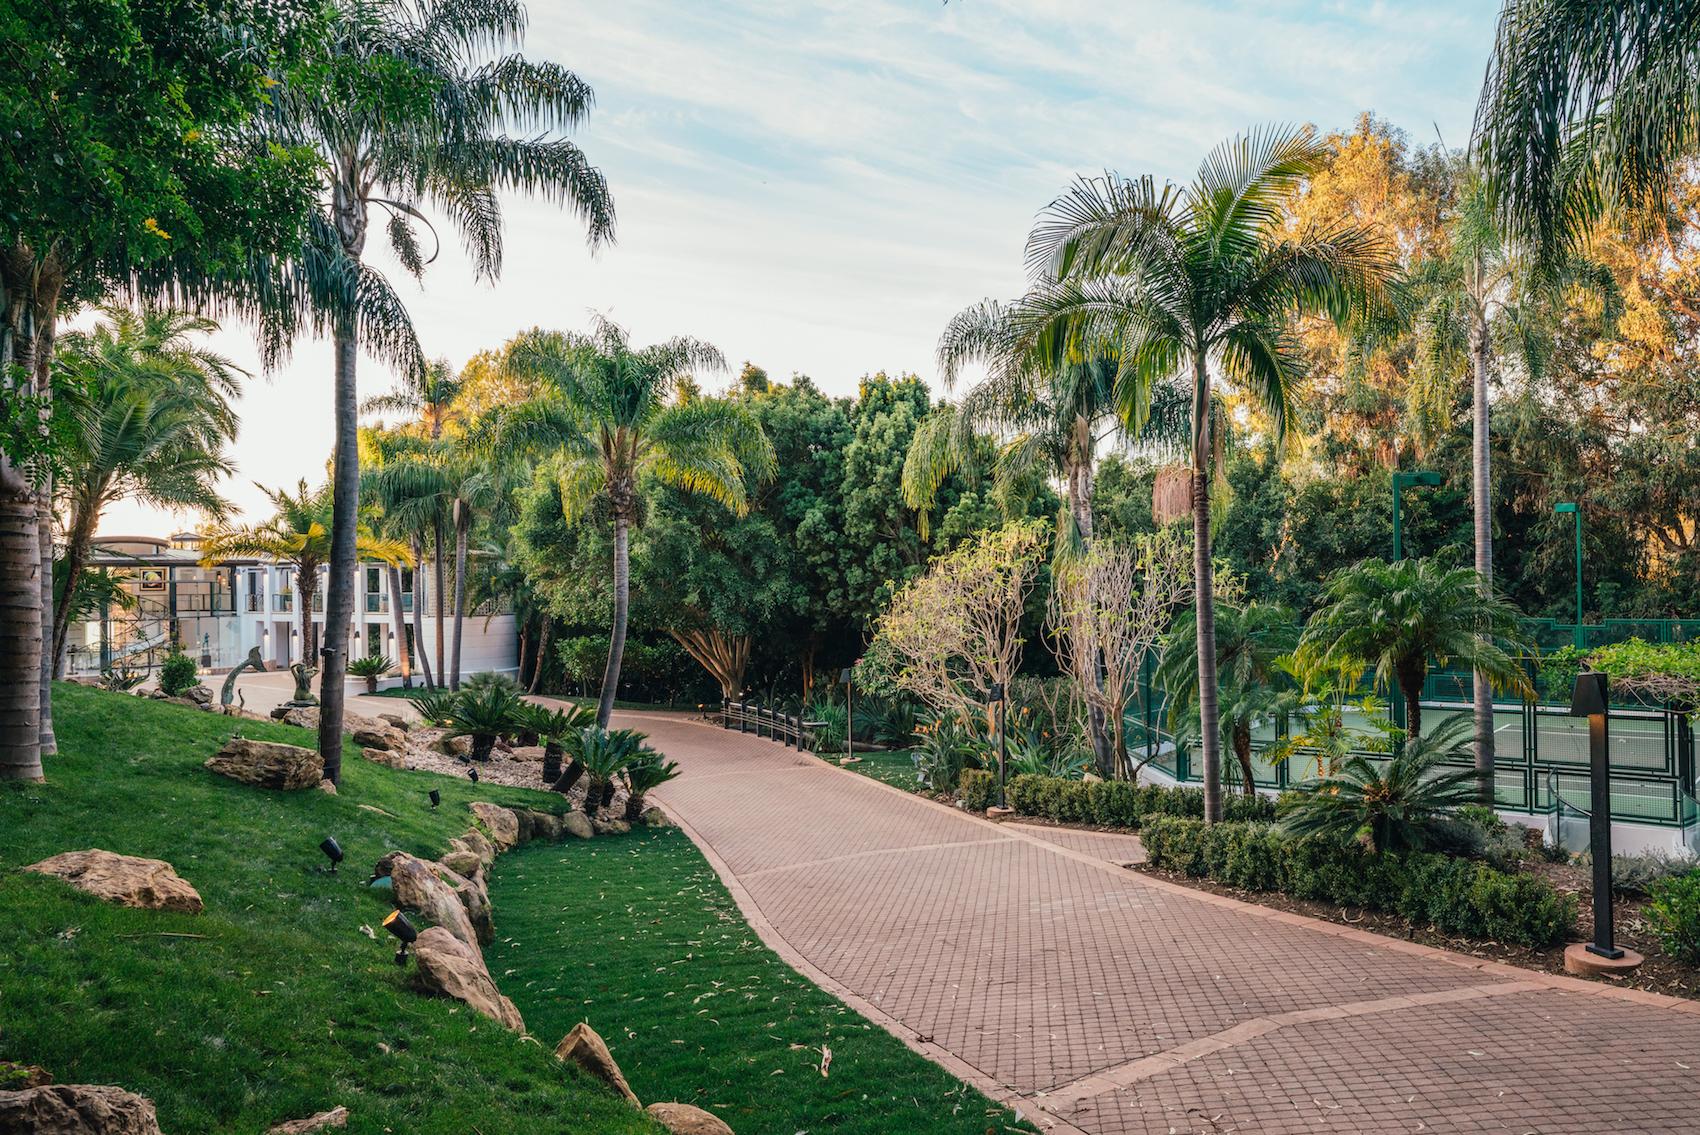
[840,668,854,765]
[383,909,418,966]
[1563,670,1643,976]
[468,766,479,783]
[319,836,345,873]
[428,788,441,809]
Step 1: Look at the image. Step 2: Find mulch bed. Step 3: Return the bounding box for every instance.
[1131,857,1700,1002]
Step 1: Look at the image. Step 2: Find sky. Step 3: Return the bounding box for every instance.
[104,0,1500,535]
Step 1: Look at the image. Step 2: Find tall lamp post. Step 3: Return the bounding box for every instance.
[1554,502,1584,648]
[840,667,854,766]
[1392,470,1443,561]
[1563,670,1643,976]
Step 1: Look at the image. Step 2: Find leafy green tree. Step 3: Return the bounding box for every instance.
[1157,603,1299,796]
[1022,126,1394,821]
[0,0,322,780]
[1297,556,1534,766]
[50,307,243,673]
[499,317,773,725]
[274,0,614,781]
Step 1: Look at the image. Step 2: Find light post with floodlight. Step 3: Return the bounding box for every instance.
[1392,470,1442,561]
[1555,502,1584,648]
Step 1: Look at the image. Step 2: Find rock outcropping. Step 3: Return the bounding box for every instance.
[24,850,203,914]
[205,737,322,790]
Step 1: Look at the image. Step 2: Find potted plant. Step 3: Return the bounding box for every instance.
[347,652,395,695]
[444,685,523,762]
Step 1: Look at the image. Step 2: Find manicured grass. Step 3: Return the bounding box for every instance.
[488,829,1034,1135]
[828,748,923,793]
[1,683,655,1135]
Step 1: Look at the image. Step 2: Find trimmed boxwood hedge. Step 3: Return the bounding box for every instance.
[1004,773,1276,829]
[957,768,998,812]
[1141,816,1576,947]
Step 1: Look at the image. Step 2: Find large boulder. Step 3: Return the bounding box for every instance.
[554,1022,640,1106]
[429,860,493,945]
[507,744,546,764]
[591,817,631,837]
[468,803,520,852]
[640,806,674,829]
[411,926,524,1031]
[351,725,406,753]
[379,853,478,948]
[277,706,320,731]
[24,850,202,914]
[358,746,406,770]
[206,737,321,790]
[432,733,472,758]
[437,849,485,881]
[450,829,496,868]
[377,713,412,733]
[560,812,594,840]
[267,1106,348,1134]
[0,1084,162,1134]
[645,1102,734,1135]
[185,684,214,707]
[528,810,564,842]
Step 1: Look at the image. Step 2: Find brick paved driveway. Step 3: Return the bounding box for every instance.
[628,711,1700,1135]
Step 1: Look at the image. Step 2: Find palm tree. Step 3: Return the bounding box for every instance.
[359,428,442,689]
[499,317,774,726]
[1157,603,1299,796]
[1020,126,1394,821]
[50,307,243,675]
[1475,0,1700,254]
[1406,175,1617,786]
[361,357,464,439]
[905,288,1194,775]
[1297,557,1534,775]
[199,481,409,660]
[273,0,615,783]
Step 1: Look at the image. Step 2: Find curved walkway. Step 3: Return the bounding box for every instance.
[625,710,1700,1135]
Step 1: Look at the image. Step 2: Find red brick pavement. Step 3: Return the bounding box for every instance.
[628,711,1700,1135]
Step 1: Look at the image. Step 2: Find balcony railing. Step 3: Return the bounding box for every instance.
[274,594,294,612]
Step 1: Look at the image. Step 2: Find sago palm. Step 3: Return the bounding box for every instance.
[199,480,410,659]
[270,0,614,782]
[50,307,242,674]
[1296,556,1534,766]
[1020,125,1394,821]
[622,751,680,822]
[1279,715,1482,853]
[499,317,775,726]
[1475,0,1700,253]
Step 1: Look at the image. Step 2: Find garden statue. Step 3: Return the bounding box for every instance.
[288,661,319,706]
[220,647,268,715]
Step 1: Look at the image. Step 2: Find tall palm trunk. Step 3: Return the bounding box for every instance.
[530,617,552,694]
[409,536,434,689]
[432,515,446,683]
[596,511,631,728]
[51,509,96,677]
[387,564,410,687]
[38,481,54,754]
[319,316,359,784]
[296,567,315,662]
[1190,359,1225,823]
[0,274,45,781]
[450,506,467,689]
[1469,288,1495,804]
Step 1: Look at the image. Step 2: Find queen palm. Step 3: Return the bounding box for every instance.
[1020,126,1394,821]
[1475,0,1700,253]
[273,0,614,783]
[199,481,409,660]
[501,317,775,726]
[361,357,464,440]
[50,307,242,674]
[1297,556,1534,774]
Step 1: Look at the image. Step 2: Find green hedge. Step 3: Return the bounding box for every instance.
[1141,817,1575,947]
[1004,774,1275,829]
[957,769,997,813]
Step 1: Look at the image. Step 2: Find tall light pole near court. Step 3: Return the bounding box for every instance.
[1555,502,1584,648]
[1392,470,1443,561]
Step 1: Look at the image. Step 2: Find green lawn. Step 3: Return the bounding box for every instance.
[2,685,1020,1135]
[827,748,923,793]
[488,830,1033,1135]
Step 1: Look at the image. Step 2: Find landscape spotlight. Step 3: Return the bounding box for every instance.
[382,909,418,966]
[468,767,479,783]
[428,788,441,809]
[319,836,344,873]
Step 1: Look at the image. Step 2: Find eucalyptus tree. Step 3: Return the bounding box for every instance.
[273,0,614,780]
[500,317,775,726]
[1475,0,1700,253]
[1020,126,1394,821]
[1406,174,1617,785]
[50,308,243,673]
